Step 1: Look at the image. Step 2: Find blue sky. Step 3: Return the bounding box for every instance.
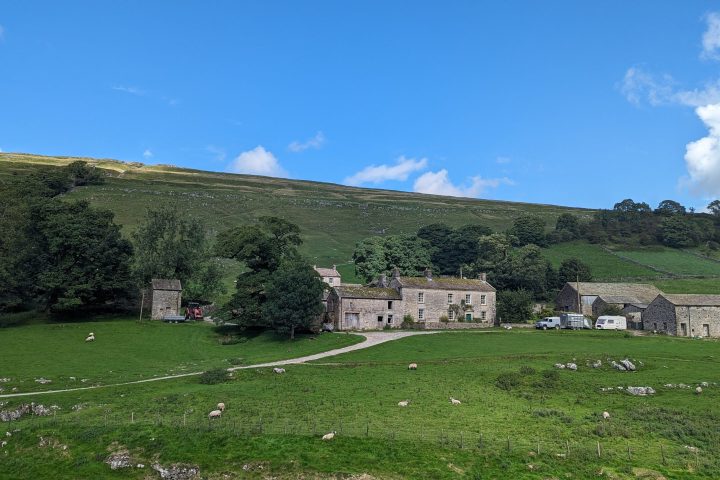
[2,1,720,209]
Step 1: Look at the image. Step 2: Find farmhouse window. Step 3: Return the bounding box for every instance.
[418,292,425,303]
[480,294,486,305]
[465,294,472,304]
[388,301,393,309]
[465,313,472,322]
[448,309,455,320]
[377,315,384,323]
[388,314,394,324]
[418,308,425,320]
[328,277,334,285]
[447,293,453,304]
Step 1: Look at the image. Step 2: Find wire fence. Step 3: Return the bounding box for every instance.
[7,412,718,472]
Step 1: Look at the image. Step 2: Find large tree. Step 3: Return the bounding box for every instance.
[655,200,687,216]
[496,289,534,323]
[263,261,325,339]
[352,234,432,282]
[557,258,592,287]
[507,214,546,247]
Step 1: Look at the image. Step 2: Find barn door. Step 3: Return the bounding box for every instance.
[344,312,359,329]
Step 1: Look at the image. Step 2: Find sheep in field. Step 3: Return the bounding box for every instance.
[408,363,418,370]
[217,402,225,412]
[450,397,462,405]
[273,368,286,374]
[208,410,222,419]
[397,400,409,407]
[602,411,610,419]
[85,334,95,342]
[322,431,336,441]
[696,386,703,395]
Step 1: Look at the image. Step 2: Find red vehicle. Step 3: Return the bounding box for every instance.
[185,302,204,320]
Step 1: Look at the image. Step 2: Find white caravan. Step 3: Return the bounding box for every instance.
[595,315,627,330]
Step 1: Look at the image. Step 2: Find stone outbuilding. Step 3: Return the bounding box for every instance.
[314,265,341,286]
[642,294,720,337]
[327,285,402,330]
[556,282,662,317]
[150,278,182,320]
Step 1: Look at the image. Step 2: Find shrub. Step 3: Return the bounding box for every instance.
[199,368,229,385]
[227,358,244,365]
[219,335,247,345]
[383,324,392,330]
[519,365,536,376]
[401,315,415,329]
[439,315,449,323]
[495,372,522,391]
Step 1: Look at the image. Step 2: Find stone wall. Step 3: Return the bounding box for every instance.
[413,322,492,330]
[674,305,720,338]
[642,296,677,335]
[399,286,495,326]
[329,295,400,330]
[151,289,182,320]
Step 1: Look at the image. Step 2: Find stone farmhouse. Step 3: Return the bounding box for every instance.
[326,268,496,330]
[642,294,720,337]
[150,278,182,320]
[314,265,341,286]
[556,282,662,319]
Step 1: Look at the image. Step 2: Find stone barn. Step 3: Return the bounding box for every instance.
[314,265,342,286]
[327,285,402,330]
[151,278,182,320]
[642,294,720,337]
[556,282,662,317]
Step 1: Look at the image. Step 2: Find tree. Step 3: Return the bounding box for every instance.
[496,289,534,323]
[352,235,432,282]
[507,214,546,246]
[655,200,686,216]
[263,261,325,339]
[131,205,224,302]
[417,223,491,275]
[557,258,592,287]
[491,245,555,299]
[657,216,701,247]
[613,199,651,214]
[708,200,720,217]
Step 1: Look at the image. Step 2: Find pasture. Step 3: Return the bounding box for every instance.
[2,325,720,479]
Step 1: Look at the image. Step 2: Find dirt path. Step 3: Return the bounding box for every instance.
[0,331,438,399]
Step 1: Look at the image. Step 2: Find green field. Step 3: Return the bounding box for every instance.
[2,324,720,478]
[613,248,720,277]
[542,242,660,280]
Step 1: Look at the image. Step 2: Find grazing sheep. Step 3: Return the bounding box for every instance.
[217,402,225,412]
[208,409,222,419]
[322,431,336,441]
[85,335,95,342]
[397,400,409,407]
[602,411,610,420]
[408,363,418,370]
[450,397,462,405]
[696,386,703,395]
[273,367,286,374]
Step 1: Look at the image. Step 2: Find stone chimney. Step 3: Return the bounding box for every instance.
[424,268,433,279]
[479,272,487,282]
[392,266,401,278]
[377,274,388,288]
[332,264,337,271]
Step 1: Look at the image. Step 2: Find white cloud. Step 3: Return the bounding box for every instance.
[344,156,427,186]
[619,67,675,106]
[112,85,145,96]
[702,12,720,60]
[228,146,288,177]
[288,131,326,152]
[413,169,512,198]
[683,103,720,196]
[142,149,153,159]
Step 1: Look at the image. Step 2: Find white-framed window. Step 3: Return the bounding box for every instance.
[480,294,486,305]
[447,293,453,304]
[418,292,425,303]
[448,309,455,320]
[480,311,486,320]
[418,308,425,320]
[328,277,334,285]
[465,294,472,305]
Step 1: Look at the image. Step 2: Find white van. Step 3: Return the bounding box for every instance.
[595,315,627,330]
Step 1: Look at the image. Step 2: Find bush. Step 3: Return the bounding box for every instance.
[401,314,415,329]
[495,372,522,391]
[199,368,229,385]
[439,315,449,323]
[519,365,536,375]
[219,335,247,345]
[227,358,244,366]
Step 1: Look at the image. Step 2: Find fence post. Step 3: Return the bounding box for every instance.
[131,412,134,424]
[597,441,601,458]
[479,433,483,450]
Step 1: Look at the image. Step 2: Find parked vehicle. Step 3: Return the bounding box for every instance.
[595,315,627,330]
[535,316,561,330]
[560,313,593,330]
[185,302,204,320]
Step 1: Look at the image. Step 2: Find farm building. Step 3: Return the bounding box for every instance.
[326,268,496,330]
[556,282,662,317]
[314,265,341,286]
[642,294,720,337]
[150,278,182,320]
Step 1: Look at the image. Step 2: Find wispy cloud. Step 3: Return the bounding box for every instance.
[142,149,153,159]
[618,67,676,106]
[112,85,146,96]
[702,12,720,60]
[496,156,511,164]
[206,145,226,162]
[288,131,326,152]
[344,156,427,186]
[413,169,512,198]
[228,146,288,178]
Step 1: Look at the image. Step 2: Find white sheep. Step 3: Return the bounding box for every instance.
[696,386,703,395]
[450,397,462,405]
[273,367,286,374]
[208,409,222,419]
[408,363,418,370]
[602,411,610,420]
[217,402,225,412]
[397,400,409,407]
[321,431,336,441]
[85,335,95,342]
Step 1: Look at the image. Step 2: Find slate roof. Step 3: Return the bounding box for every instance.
[333,285,402,300]
[315,266,341,277]
[568,282,661,304]
[661,294,720,306]
[395,276,496,292]
[151,278,182,291]
[596,295,644,305]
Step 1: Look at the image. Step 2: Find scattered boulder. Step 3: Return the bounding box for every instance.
[105,453,132,470]
[611,361,626,371]
[701,382,709,387]
[34,378,52,385]
[151,463,200,480]
[554,363,566,369]
[696,386,703,395]
[592,360,602,368]
[1,403,52,422]
[626,386,655,396]
[566,363,578,371]
[620,359,636,371]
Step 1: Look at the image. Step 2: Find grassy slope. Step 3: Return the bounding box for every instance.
[613,248,720,277]
[3,330,720,478]
[542,242,660,280]
[0,318,362,392]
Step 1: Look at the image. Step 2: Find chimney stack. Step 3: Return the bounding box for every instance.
[424,268,433,279]
[392,266,401,278]
[479,272,487,282]
[378,274,388,288]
